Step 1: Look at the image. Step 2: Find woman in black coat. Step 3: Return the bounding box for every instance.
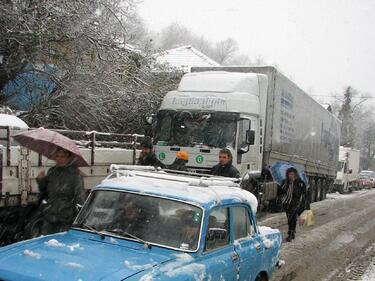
[279,167,310,242]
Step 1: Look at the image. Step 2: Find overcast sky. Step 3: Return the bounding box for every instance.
[139,0,375,104]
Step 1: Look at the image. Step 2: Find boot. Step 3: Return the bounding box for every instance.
[286,231,292,242]
[290,231,295,240]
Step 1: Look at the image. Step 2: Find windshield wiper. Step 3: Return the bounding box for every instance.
[104,229,151,249]
[71,223,105,240]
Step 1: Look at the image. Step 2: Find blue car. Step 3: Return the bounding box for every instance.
[0,168,282,281]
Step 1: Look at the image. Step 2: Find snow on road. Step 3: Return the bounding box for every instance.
[265,189,375,281]
[361,263,375,281]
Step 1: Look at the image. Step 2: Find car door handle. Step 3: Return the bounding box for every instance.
[231,253,239,263]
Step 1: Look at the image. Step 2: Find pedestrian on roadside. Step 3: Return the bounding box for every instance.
[36,148,86,235]
[279,167,310,242]
[168,151,189,171]
[138,136,165,168]
[211,148,240,178]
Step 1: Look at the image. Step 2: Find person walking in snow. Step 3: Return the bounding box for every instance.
[211,148,240,178]
[279,167,310,242]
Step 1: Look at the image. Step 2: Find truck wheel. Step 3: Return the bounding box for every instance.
[255,273,268,281]
[25,219,43,239]
[316,180,322,201]
[338,184,344,194]
[320,180,327,200]
[309,179,315,203]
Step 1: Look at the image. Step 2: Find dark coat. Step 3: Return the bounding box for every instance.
[168,159,188,171]
[138,152,165,168]
[211,162,240,178]
[279,178,309,215]
[37,165,86,225]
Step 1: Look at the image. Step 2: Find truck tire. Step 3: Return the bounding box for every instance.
[255,273,268,281]
[316,179,322,202]
[320,180,327,201]
[309,178,315,203]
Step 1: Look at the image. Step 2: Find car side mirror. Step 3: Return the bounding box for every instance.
[206,228,227,241]
[349,169,353,174]
[246,130,255,145]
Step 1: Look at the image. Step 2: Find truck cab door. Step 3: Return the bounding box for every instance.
[237,118,258,175]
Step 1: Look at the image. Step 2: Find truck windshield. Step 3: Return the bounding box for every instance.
[74,190,203,252]
[155,110,238,148]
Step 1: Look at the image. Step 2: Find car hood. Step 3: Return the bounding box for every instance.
[0,230,174,281]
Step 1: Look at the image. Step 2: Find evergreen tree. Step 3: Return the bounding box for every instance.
[338,86,356,146]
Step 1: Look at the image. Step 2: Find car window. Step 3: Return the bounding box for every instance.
[233,206,253,240]
[205,207,230,251]
[74,190,202,251]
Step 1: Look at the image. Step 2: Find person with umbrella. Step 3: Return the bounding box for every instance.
[279,167,310,242]
[36,148,86,235]
[13,128,87,235]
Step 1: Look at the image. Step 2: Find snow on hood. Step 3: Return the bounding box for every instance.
[138,253,207,281]
[0,231,172,281]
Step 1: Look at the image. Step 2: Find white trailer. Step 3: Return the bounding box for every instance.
[153,66,341,206]
[0,115,143,244]
[334,146,360,193]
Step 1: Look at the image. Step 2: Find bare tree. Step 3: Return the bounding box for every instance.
[212,38,239,65]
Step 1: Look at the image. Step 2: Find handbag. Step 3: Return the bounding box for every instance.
[299,209,314,226]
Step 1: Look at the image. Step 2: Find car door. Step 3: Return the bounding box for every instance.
[202,207,239,280]
[232,205,263,281]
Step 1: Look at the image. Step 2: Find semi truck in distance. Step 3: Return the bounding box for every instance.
[153,66,341,207]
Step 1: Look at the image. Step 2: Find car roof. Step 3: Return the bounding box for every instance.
[95,167,258,213]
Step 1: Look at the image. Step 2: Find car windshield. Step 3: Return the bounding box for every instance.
[74,190,203,251]
[360,172,373,179]
[155,110,238,148]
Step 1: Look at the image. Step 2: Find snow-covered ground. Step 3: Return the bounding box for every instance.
[267,189,375,281]
[361,264,375,281]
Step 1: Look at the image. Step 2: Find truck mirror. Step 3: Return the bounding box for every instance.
[246,130,255,145]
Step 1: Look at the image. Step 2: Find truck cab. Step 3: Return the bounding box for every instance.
[154,71,268,176]
[334,146,360,193]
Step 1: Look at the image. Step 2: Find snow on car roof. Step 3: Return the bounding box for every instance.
[0,114,29,129]
[96,169,258,213]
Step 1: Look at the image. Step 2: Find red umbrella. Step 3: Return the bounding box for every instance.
[13,127,89,166]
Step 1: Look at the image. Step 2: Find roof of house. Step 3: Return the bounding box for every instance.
[154,45,220,72]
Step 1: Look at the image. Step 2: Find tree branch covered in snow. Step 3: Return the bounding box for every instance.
[0,0,183,133]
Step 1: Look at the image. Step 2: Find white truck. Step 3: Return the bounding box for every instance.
[334,146,360,193]
[0,114,143,244]
[153,66,341,206]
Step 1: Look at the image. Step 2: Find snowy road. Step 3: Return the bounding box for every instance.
[258,189,375,281]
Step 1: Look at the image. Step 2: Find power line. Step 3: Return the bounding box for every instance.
[309,95,375,99]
